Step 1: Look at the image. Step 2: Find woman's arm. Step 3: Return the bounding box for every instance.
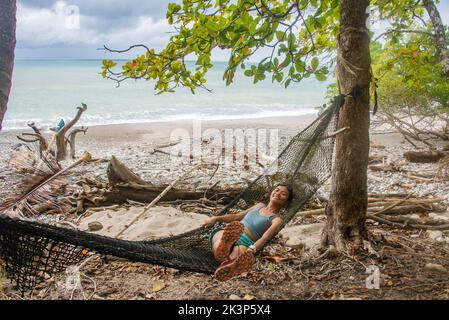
[202,202,265,227]
[251,217,283,251]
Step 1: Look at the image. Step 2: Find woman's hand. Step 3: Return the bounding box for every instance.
[202,216,218,228]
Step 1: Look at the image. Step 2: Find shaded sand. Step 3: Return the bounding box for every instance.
[78,205,324,251]
[79,206,207,241]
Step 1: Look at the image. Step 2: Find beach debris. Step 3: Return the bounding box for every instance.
[368,155,387,165]
[373,110,449,148]
[426,230,444,241]
[67,126,88,159]
[1,151,92,217]
[16,104,89,162]
[88,221,103,232]
[152,281,166,293]
[437,155,449,180]
[370,143,386,149]
[293,193,449,231]
[424,263,448,274]
[74,158,243,213]
[107,156,149,186]
[404,149,448,163]
[8,143,36,173]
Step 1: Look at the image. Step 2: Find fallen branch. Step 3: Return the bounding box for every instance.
[404,150,448,163]
[55,104,88,161]
[67,127,88,159]
[370,194,412,216]
[323,127,350,139]
[17,133,49,157]
[366,213,449,230]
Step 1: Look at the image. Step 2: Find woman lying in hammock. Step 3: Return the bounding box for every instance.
[202,183,293,281]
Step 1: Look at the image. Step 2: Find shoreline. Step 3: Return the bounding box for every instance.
[1,113,319,135]
[0,113,321,145]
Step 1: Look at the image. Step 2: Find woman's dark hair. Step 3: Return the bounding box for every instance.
[274,183,294,204]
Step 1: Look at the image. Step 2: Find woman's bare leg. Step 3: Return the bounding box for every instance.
[210,222,244,262]
[229,245,247,260]
[211,231,224,254]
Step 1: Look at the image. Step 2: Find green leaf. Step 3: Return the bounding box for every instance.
[249,17,260,36]
[288,33,296,48]
[275,72,283,82]
[276,31,286,41]
[280,54,291,69]
[257,73,266,81]
[284,79,292,88]
[289,66,295,77]
[244,69,254,77]
[311,57,319,71]
[102,59,117,69]
[205,20,220,35]
[295,60,305,73]
[315,73,327,81]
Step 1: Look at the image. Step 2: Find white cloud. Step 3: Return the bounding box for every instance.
[104,16,171,48]
[16,0,171,49]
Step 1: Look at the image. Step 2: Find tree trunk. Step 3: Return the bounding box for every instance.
[0,0,17,132]
[423,0,449,78]
[321,0,371,251]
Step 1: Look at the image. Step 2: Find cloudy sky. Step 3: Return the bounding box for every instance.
[15,0,449,60]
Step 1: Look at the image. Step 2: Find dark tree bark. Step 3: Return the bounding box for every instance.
[321,0,371,251]
[423,0,449,78]
[0,0,17,132]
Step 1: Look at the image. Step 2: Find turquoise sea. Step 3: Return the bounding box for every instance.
[4,60,331,130]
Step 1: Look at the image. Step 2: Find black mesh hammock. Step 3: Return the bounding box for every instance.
[0,96,342,293]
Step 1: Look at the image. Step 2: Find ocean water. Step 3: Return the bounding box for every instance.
[4,60,331,130]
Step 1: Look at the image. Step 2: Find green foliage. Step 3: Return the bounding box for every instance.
[102,0,342,92]
[101,0,443,100]
[371,33,449,116]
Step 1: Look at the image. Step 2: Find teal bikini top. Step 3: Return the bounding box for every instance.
[240,207,279,240]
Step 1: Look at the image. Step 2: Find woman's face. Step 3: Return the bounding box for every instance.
[270,186,290,207]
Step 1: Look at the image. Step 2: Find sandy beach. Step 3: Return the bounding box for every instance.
[1,112,448,228]
[1,113,449,300]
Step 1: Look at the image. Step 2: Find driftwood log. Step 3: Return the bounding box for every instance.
[55,104,88,161]
[404,150,448,163]
[75,157,243,213]
[16,105,89,161]
[76,182,243,212]
[67,126,88,159]
[107,156,149,185]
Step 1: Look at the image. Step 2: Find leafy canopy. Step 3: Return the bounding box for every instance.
[101,0,434,95]
[372,32,449,115]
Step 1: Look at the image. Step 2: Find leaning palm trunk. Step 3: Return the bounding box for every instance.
[0,0,17,131]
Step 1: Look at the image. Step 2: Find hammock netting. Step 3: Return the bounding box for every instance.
[0,96,342,293]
